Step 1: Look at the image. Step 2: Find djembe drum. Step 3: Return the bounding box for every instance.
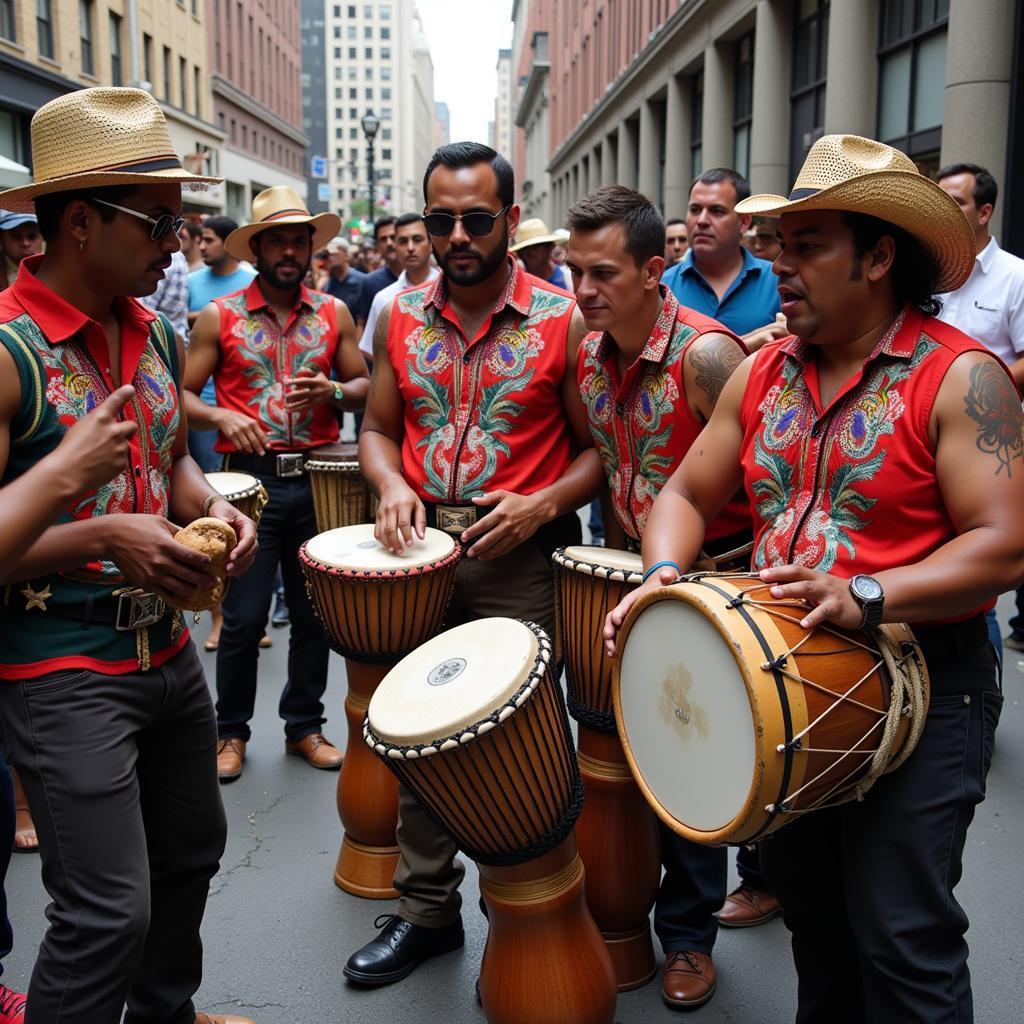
[614,573,930,844]
[305,441,373,532]
[205,471,268,524]
[365,617,616,1024]
[552,546,660,990]
[299,524,460,897]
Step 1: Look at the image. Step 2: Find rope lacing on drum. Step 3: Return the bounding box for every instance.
[692,574,929,815]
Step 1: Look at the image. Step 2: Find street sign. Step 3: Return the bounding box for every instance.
[310,156,327,179]
[317,183,332,203]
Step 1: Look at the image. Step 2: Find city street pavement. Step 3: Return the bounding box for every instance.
[5,593,1023,1023]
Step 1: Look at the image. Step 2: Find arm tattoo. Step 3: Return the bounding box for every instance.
[688,337,745,406]
[964,361,1024,477]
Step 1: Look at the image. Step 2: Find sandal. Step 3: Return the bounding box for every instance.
[11,767,38,853]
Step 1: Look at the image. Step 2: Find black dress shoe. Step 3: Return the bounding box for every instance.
[343,914,464,986]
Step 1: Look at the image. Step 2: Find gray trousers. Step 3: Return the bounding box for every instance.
[0,643,227,1024]
[394,537,559,926]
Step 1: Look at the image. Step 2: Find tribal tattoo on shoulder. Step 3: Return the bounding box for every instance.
[964,361,1024,477]
[688,337,746,406]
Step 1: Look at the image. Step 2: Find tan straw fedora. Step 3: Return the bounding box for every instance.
[225,186,341,260]
[735,134,974,293]
[509,218,563,252]
[0,88,220,212]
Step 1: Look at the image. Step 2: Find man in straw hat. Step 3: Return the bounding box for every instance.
[605,134,1022,1022]
[185,185,369,782]
[0,87,259,1024]
[510,216,573,290]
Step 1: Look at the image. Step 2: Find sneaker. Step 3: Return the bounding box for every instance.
[271,591,290,628]
[1004,631,1024,652]
[0,983,26,1023]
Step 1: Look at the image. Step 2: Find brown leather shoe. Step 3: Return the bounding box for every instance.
[285,733,343,770]
[716,884,782,928]
[662,951,717,1009]
[216,738,246,783]
[195,1013,256,1024]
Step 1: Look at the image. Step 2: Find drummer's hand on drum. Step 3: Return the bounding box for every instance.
[214,408,270,456]
[283,368,334,412]
[758,565,863,630]
[206,497,259,576]
[603,567,680,658]
[463,490,548,560]
[375,479,426,554]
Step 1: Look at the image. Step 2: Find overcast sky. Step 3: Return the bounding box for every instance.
[415,0,515,143]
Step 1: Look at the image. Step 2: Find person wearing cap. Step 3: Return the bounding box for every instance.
[0,210,42,291]
[605,134,1020,1022]
[510,217,573,290]
[185,185,370,782]
[0,87,259,1024]
[323,236,369,330]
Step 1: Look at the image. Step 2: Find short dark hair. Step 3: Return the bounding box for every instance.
[666,218,686,228]
[690,168,751,204]
[841,211,943,315]
[422,141,514,208]
[34,184,137,242]
[182,220,203,240]
[202,215,238,242]
[565,185,665,266]
[373,216,396,239]
[937,162,998,211]
[395,211,425,230]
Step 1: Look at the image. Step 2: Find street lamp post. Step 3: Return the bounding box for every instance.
[361,109,380,223]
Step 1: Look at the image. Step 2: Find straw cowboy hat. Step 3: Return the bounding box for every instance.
[0,88,220,212]
[735,134,974,294]
[509,218,563,252]
[225,186,341,260]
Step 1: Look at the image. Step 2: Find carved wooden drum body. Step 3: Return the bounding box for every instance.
[305,441,374,533]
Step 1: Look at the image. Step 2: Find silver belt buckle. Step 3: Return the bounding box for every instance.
[276,453,304,477]
[115,589,167,631]
[436,504,477,535]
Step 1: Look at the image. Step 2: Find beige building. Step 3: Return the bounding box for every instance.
[0,0,224,210]
[493,47,513,160]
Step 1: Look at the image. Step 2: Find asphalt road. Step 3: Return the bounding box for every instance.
[5,593,1023,1023]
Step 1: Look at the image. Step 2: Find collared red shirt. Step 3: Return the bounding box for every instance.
[212,276,340,452]
[386,259,577,502]
[359,265,440,356]
[662,246,780,336]
[936,236,1024,368]
[140,249,189,339]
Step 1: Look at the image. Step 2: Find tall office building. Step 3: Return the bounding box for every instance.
[301,0,330,214]
[493,47,513,159]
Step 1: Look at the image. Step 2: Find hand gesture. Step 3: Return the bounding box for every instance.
[55,385,138,491]
[461,491,549,560]
[603,565,680,658]
[757,565,864,630]
[205,497,259,576]
[284,368,335,413]
[215,408,270,455]
[374,479,426,555]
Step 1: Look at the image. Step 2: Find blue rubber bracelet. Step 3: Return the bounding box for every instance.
[642,560,682,583]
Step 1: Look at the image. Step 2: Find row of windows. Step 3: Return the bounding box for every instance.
[335,147,392,168]
[334,24,391,40]
[332,5,392,21]
[334,45,392,60]
[335,98,393,117]
[334,143,392,163]
[217,110,302,174]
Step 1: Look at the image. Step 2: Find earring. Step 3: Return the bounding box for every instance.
[79,241,85,253]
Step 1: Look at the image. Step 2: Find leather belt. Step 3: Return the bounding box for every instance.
[223,451,311,478]
[40,588,167,631]
[424,503,478,536]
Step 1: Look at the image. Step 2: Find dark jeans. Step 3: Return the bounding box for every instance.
[216,471,330,742]
[759,625,1001,1024]
[187,428,220,474]
[1008,583,1024,635]
[654,831,768,953]
[0,758,12,978]
[0,644,226,1024]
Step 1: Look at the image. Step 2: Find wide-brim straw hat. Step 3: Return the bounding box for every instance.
[226,186,341,260]
[735,134,974,293]
[0,88,220,212]
[510,218,562,252]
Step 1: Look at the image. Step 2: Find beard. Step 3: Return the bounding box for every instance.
[437,230,509,286]
[256,253,311,289]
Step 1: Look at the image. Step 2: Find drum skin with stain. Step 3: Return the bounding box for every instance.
[365,618,617,1024]
[299,524,459,897]
[614,573,929,845]
[305,441,375,533]
[552,546,660,991]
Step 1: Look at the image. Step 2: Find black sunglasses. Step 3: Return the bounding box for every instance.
[90,198,185,241]
[422,205,511,238]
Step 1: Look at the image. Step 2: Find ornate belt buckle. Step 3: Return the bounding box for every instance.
[115,589,167,631]
[276,453,304,477]
[436,504,477,535]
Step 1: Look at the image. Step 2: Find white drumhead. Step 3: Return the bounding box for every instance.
[304,523,455,571]
[369,618,539,744]
[561,545,643,578]
[618,596,755,832]
[205,471,259,499]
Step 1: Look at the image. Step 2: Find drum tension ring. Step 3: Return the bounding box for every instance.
[761,654,788,671]
[777,738,802,753]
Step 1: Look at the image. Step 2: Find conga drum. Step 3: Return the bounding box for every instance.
[614,573,930,844]
[305,441,372,532]
[204,470,268,524]
[299,524,460,897]
[365,618,616,1024]
[552,546,659,990]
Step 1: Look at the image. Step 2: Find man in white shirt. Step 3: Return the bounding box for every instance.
[937,163,1024,386]
[359,212,438,358]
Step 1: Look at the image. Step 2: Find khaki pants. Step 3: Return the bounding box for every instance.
[394,536,558,925]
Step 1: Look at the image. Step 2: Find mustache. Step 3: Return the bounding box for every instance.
[147,256,171,271]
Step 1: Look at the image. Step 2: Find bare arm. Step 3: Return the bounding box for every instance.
[330,298,370,410]
[740,314,789,353]
[683,330,748,422]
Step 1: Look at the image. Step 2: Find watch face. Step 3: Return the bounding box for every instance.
[853,575,883,601]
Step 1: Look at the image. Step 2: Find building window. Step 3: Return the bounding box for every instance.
[380,4,390,18]
[179,56,187,108]
[194,65,201,117]
[381,66,391,80]
[349,127,358,139]
[163,46,172,101]
[347,25,356,39]
[364,67,373,80]
[0,0,15,42]
[349,107,357,118]
[364,25,372,39]
[365,46,372,59]
[349,87,357,99]
[690,68,704,177]
[363,4,373,17]
[732,32,754,179]
[381,87,391,100]
[348,46,356,58]
[381,47,390,60]
[877,0,949,172]
[790,0,829,178]
[381,27,390,40]
[364,87,373,100]
[79,1,94,76]
[37,0,55,60]
[382,127,391,141]
[381,148,391,160]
